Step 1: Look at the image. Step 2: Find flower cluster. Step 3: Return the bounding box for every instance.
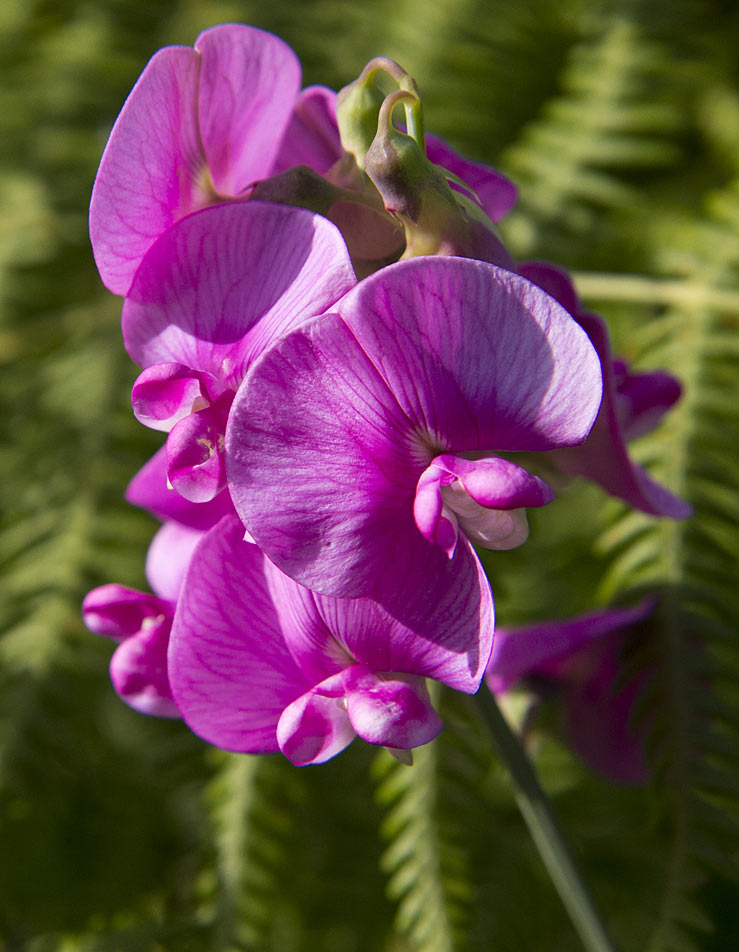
[84,24,689,769]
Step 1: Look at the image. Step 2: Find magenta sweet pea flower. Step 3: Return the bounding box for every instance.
[518,261,691,518]
[90,22,520,294]
[90,24,309,294]
[486,600,655,785]
[226,256,603,605]
[82,521,202,717]
[169,515,494,765]
[122,201,355,503]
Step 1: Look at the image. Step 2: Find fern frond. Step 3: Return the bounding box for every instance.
[501,17,683,256]
[199,751,299,951]
[374,687,508,952]
[375,743,459,952]
[587,177,739,952]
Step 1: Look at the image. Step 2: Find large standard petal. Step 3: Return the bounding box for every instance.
[122,202,356,383]
[89,46,203,295]
[335,257,602,453]
[227,257,600,599]
[168,516,311,753]
[260,536,494,692]
[227,311,419,597]
[311,536,494,692]
[195,24,301,195]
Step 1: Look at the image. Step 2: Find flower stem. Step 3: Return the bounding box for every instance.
[477,690,621,952]
[571,271,739,312]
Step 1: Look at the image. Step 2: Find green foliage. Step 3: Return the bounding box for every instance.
[1,0,738,950]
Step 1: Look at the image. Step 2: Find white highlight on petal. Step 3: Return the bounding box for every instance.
[440,480,530,550]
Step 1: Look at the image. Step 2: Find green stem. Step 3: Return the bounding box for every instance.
[571,271,739,312]
[477,690,621,952]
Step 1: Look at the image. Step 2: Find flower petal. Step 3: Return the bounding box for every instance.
[335,257,602,452]
[486,600,655,693]
[276,674,355,766]
[131,363,224,432]
[166,395,232,503]
[89,45,203,295]
[109,616,180,718]
[126,446,236,530]
[227,310,418,597]
[272,85,342,176]
[168,516,310,753]
[145,521,203,602]
[559,636,649,785]
[82,584,170,639]
[613,363,682,442]
[517,260,580,316]
[228,257,599,600]
[194,24,301,195]
[341,666,442,749]
[415,454,553,552]
[310,536,495,693]
[551,312,692,517]
[122,202,356,383]
[519,261,691,518]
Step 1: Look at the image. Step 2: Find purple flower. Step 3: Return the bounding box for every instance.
[225,256,602,605]
[90,22,520,295]
[486,600,656,785]
[518,261,691,518]
[168,515,494,765]
[90,24,314,294]
[82,521,202,717]
[123,201,355,503]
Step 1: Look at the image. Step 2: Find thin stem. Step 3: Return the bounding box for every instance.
[477,690,621,952]
[571,271,739,313]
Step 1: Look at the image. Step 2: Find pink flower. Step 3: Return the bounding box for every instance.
[486,600,656,785]
[82,522,202,717]
[518,261,691,518]
[168,516,494,765]
[225,256,602,608]
[123,201,355,503]
[90,23,520,295]
[90,24,309,294]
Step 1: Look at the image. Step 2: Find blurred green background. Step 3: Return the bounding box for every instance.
[1,1,738,950]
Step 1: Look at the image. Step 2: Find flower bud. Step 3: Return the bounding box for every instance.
[364,89,514,269]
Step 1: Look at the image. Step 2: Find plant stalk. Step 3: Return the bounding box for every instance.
[478,689,621,952]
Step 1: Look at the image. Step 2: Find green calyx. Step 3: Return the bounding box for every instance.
[337,56,512,267]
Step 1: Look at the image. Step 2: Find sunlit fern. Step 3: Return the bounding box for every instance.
[500,16,683,258]
[584,178,739,952]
